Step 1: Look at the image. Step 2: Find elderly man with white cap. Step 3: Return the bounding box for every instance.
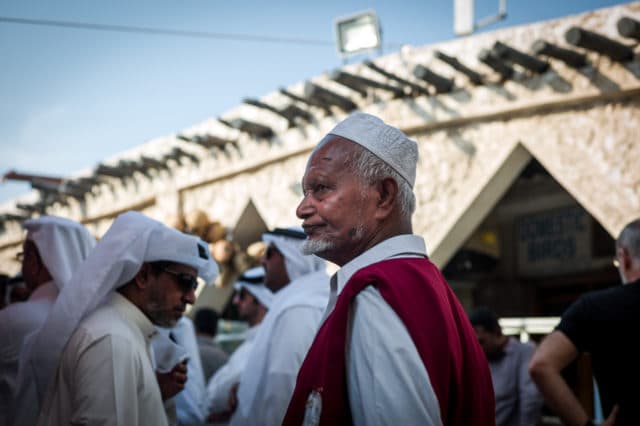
[0,216,95,426]
[22,211,217,426]
[284,113,495,426]
[205,267,272,424]
[230,228,328,426]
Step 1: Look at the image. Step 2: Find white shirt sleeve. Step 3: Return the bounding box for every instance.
[254,306,323,426]
[347,286,443,426]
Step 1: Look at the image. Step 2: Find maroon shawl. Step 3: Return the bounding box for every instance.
[283,257,495,426]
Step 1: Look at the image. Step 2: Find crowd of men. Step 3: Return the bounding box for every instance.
[0,112,637,425]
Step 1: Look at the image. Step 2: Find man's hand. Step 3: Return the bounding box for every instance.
[156,361,188,401]
[227,382,240,413]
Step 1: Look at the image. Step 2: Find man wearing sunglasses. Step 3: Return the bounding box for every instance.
[206,267,272,423]
[24,211,217,426]
[231,228,328,426]
[1,216,95,426]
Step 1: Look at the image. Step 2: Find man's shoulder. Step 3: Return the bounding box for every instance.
[289,270,329,287]
[67,314,147,367]
[347,258,444,304]
[584,284,627,301]
[76,302,132,341]
[271,272,330,311]
[349,256,434,283]
[567,284,636,318]
[366,256,431,271]
[504,337,536,358]
[62,323,145,376]
[0,299,52,334]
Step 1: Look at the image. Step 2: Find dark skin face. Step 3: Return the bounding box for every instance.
[21,239,52,291]
[296,136,410,266]
[261,244,290,292]
[125,262,198,328]
[473,325,508,359]
[233,288,266,326]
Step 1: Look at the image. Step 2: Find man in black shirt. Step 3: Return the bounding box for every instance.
[529,218,640,426]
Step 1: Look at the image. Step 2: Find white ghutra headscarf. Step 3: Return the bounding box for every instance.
[234,266,273,309]
[23,216,96,289]
[18,211,219,410]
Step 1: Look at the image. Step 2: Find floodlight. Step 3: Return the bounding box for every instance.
[454,0,474,36]
[454,0,507,36]
[335,10,381,57]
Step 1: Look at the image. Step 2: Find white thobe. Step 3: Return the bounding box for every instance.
[37,292,168,426]
[205,325,259,418]
[328,234,443,426]
[231,270,329,426]
[0,281,57,426]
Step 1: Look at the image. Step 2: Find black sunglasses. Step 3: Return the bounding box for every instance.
[161,267,198,292]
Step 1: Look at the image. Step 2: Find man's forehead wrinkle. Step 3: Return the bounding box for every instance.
[304,135,356,185]
[318,147,354,168]
[308,161,335,178]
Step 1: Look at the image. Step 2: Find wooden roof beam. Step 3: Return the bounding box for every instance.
[565,26,634,62]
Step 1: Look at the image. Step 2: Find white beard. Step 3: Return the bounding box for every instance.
[301,225,365,257]
[301,238,335,256]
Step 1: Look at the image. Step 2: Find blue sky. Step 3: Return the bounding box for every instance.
[0,0,628,202]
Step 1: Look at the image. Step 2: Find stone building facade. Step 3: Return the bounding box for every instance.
[1,3,639,316]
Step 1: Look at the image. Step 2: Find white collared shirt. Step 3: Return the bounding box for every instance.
[331,234,443,426]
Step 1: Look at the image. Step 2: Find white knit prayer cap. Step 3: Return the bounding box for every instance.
[262,227,325,282]
[233,266,273,309]
[321,112,419,188]
[20,210,218,406]
[23,216,96,289]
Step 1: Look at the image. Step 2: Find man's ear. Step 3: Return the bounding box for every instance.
[619,247,632,271]
[134,263,153,290]
[373,177,398,220]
